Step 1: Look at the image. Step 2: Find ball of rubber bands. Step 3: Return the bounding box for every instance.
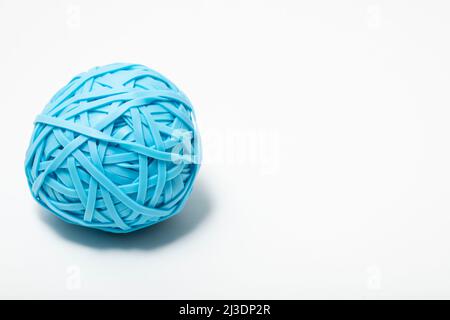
[25,63,201,233]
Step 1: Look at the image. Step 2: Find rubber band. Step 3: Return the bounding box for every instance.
[25,63,201,233]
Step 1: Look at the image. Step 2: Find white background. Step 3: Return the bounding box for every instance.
[1,0,450,299]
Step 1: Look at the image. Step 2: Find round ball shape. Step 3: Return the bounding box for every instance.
[25,63,201,233]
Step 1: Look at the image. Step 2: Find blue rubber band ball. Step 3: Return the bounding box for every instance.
[25,63,201,233]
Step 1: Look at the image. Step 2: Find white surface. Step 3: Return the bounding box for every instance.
[1,0,450,299]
